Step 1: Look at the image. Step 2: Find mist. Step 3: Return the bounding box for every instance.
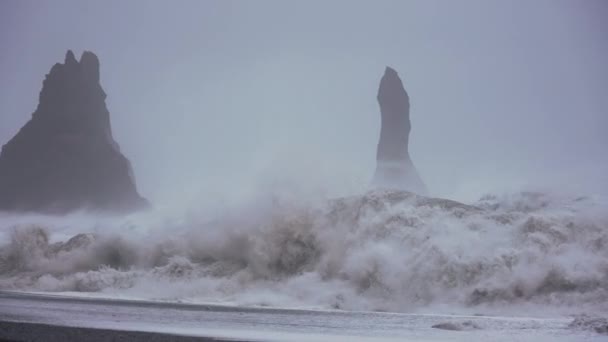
[1,0,606,205]
[1,2,608,326]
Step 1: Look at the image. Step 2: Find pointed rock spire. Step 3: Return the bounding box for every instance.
[372,66,427,195]
[64,49,77,66]
[0,50,148,213]
[80,50,100,83]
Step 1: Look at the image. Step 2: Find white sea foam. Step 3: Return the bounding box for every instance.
[0,189,606,316]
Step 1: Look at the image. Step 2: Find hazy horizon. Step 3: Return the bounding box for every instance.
[1,0,607,204]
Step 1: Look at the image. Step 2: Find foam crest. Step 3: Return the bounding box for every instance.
[0,189,606,315]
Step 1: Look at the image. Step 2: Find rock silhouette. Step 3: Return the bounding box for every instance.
[372,67,427,194]
[0,50,148,213]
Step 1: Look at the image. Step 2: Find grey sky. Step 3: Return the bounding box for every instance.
[1,0,606,203]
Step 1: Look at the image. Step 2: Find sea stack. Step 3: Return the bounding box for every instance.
[372,67,427,195]
[0,50,148,213]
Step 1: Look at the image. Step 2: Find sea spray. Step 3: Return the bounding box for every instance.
[0,189,606,315]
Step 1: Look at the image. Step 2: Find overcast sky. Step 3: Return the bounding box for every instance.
[1,0,606,203]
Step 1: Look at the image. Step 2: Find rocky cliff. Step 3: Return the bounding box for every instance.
[0,50,148,213]
[372,67,427,195]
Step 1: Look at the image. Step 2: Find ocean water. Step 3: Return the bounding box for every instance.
[0,189,606,317]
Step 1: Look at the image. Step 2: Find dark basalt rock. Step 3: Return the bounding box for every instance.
[0,50,148,213]
[432,321,481,331]
[372,67,427,195]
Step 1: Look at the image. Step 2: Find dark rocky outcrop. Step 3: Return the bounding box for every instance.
[372,67,427,195]
[431,320,481,331]
[0,50,148,213]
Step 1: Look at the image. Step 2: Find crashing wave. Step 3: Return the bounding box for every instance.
[0,189,606,314]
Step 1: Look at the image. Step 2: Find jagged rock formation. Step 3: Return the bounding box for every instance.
[0,50,148,213]
[372,67,427,195]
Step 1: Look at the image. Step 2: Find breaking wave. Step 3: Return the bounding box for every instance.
[0,189,607,315]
